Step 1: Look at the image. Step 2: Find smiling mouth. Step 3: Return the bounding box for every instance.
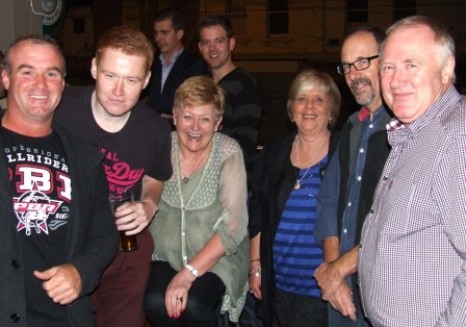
[29,95,48,101]
[351,79,371,92]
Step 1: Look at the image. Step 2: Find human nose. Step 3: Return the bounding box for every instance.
[113,79,124,95]
[389,67,405,89]
[346,64,361,80]
[33,74,47,89]
[191,117,201,130]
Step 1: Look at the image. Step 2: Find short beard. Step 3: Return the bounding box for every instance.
[350,77,376,107]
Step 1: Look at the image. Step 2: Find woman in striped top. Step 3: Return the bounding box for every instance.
[248,69,341,327]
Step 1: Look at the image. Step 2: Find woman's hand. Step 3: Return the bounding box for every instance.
[249,261,262,300]
[164,268,196,319]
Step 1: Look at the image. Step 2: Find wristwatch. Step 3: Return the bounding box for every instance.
[184,264,199,278]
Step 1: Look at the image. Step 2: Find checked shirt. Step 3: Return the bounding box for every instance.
[359,87,466,327]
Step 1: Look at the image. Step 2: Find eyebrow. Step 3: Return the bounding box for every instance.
[17,63,64,76]
[100,69,143,81]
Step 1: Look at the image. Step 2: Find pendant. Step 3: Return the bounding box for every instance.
[294,182,301,189]
[182,176,190,183]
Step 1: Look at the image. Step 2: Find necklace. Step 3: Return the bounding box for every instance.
[293,135,327,190]
[180,148,209,183]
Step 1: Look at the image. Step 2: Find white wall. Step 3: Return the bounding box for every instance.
[0,0,42,52]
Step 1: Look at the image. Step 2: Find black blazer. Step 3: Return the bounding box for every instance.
[145,50,208,115]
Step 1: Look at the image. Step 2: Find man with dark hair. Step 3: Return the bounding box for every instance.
[145,7,207,120]
[314,25,391,326]
[54,26,172,327]
[0,34,117,326]
[198,15,263,327]
[198,15,263,192]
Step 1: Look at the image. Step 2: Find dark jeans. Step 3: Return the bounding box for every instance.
[144,261,226,327]
[274,289,328,327]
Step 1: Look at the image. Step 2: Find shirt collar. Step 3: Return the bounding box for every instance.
[357,107,370,122]
[357,104,387,123]
[386,86,461,146]
[159,47,184,66]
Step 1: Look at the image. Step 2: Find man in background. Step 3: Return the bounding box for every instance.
[198,15,262,191]
[145,7,207,121]
[198,15,263,327]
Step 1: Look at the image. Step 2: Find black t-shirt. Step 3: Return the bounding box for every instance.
[1,127,71,326]
[54,85,172,198]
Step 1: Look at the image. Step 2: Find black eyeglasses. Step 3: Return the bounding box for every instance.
[337,55,379,75]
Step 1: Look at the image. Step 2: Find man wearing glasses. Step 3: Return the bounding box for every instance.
[314,26,392,326]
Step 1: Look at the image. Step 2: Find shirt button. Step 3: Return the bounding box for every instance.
[357,176,362,181]
[369,208,374,214]
[343,229,347,234]
[369,124,374,128]
[11,260,20,269]
[359,148,364,153]
[382,176,388,181]
[10,313,20,323]
[347,202,352,207]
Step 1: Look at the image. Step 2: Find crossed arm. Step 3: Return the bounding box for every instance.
[314,236,358,321]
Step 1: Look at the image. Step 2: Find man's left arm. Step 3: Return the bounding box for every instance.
[436,133,466,326]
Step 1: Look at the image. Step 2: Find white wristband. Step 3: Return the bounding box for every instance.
[185,264,199,278]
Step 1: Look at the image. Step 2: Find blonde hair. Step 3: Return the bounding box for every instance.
[287,69,341,124]
[174,76,225,118]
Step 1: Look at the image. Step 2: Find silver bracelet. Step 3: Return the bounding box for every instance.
[185,264,199,278]
[249,268,261,277]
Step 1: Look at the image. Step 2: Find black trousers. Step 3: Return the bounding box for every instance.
[144,261,226,327]
[274,289,328,327]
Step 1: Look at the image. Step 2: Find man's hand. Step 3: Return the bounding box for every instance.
[114,200,158,235]
[314,261,344,300]
[33,264,82,305]
[328,281,357,321]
